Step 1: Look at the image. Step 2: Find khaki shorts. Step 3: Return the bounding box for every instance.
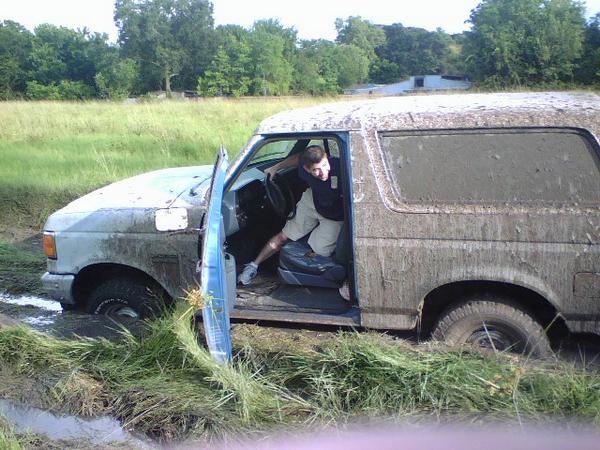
[282,189,343,256]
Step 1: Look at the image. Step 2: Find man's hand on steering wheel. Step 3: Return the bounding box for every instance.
[264,166,278,180]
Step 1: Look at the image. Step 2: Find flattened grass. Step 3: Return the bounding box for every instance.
[0,306,598,443]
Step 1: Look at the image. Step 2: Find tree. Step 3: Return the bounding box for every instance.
[95,58,139,99]
[335,16,385,63]
[373,24,458,82]
[198,24,251,96]
[575,13,600,84]
[330,44,370,87]
[248,20,295,95]
[26,23,115,98]
[294,39,340,95]
[0,21,33,98]
[463,0,586,86]
[115,0,215,95]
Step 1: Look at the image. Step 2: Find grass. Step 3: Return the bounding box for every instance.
[0,416,21,450]
[0,98,330,228]
[0,305,598,444]
[0,240,45,295]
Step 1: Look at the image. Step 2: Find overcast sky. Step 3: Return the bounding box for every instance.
[2,0,600,42]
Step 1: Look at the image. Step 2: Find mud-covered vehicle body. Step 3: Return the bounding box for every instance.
[42,92,600,356]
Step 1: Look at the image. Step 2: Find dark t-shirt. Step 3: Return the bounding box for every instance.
[298,157,343,221]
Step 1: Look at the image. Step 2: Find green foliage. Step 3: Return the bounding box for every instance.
[374,24,461,82]
[463,0,587,86]
[0,417,21,450]
[248,20,295,96]
[2,0,599,98]
[331,44,370,88]
[293,41,340,95]
[115,0,215,94]
[197,26,252,97]
[0,21,33,99]
[575,13,600,84]
[95,58,138,99]
[25,80,94,100]
[25,80,61,99]
[335,16,386,63]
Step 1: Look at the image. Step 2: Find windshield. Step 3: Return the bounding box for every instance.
[225,135,342,191]
[250,140,297,165]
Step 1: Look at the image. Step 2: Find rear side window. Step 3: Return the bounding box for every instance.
[380,128,600,207]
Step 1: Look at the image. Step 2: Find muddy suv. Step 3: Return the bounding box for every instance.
[42,92,600,356]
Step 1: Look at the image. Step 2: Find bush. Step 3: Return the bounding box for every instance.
[25,80,61,100]
[56,80,95,100]
[25,80,94,100]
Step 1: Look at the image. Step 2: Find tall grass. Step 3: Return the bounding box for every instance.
[0,98,329,228]
[0,305,598,443]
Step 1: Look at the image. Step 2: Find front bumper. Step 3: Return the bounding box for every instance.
[41,272,75,304]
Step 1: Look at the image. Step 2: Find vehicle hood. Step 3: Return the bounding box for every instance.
[58,165,214,214]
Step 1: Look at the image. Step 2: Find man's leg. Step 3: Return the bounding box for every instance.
[238,190,317,285]
[254,231,289,265]
[307,216,344,257]
[238,231,289,285]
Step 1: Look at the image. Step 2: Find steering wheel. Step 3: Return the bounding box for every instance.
[263,173,297,220]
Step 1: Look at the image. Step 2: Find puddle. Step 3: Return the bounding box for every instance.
[0,399,155,448]
[0,292,62,311]
[0,292,148,340]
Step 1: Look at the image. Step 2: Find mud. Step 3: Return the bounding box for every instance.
[0,292,147,340]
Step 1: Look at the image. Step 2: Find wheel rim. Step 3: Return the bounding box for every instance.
[99,301,140,319]
[466,322,524,352]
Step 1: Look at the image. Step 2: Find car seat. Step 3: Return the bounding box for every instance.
[277,223,348,289]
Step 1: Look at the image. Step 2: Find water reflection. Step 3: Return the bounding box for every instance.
[0,399,154,448]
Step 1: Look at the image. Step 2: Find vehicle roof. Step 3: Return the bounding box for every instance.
[255,91,600,135]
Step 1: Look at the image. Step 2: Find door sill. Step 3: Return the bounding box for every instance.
[230,306,361,327]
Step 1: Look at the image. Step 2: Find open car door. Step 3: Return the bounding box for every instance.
[197,146,233,363]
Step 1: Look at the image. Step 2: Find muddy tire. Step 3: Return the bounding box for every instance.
[85,277,166,320]
[432,298,552,358]
[60,302,78,311]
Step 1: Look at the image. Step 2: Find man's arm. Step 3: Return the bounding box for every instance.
[264,153,300,178]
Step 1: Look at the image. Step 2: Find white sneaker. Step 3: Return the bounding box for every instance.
[339,280,350,302]
[238,262,258,285]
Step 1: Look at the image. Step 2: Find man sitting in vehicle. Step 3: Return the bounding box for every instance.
[238,145,344,285]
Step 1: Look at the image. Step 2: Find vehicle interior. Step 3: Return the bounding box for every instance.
[221,136,359,325]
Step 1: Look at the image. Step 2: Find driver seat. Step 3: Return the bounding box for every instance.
[277,223,348,289]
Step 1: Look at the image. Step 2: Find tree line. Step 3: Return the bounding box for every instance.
[1,0,599,100]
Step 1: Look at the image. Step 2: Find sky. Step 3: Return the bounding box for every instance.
[2,0,600,43]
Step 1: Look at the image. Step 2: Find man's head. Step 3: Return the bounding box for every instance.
[301,145,330,181]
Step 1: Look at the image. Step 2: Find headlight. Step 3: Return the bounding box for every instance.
[43,231,57,259]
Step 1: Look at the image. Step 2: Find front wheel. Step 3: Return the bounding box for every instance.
[85,277,167,320]
[432,299,552,358]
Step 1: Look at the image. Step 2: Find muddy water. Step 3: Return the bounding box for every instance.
[0,399,155,448]
[0,292,147,340]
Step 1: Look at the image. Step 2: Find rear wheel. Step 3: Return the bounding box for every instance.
[85,277,167,320]
[432,298,552,358]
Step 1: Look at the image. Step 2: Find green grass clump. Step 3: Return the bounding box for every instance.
[0,306,599,443]
[0,98,329,228]
[0,416,21,450]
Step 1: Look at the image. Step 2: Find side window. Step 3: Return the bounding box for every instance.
[308,138,340,157]
[380,128,600,207]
